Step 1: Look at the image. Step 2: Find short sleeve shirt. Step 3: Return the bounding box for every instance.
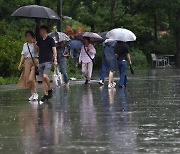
[37,36,56,64]
[115,43,129,61]
[21,43,39,58]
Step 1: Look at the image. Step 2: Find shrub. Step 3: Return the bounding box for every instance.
[0,76,19,85]
[130,48,149,69]
[66,58,79,77]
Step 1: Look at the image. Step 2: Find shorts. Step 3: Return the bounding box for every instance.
[39,62,52,76]
[106,59,117,73]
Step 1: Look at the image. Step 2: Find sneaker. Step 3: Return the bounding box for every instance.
[48,89,53,99]
[28,93,38,101]
[28,94,35,101]
[41,95,49,102]
[108,83,115,89]
[99,80,104,85]
[33,93,38,100]
[85,80,90,85]
[113,82,116,87]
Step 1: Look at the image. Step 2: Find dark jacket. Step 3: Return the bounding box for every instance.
[102,39,117,72]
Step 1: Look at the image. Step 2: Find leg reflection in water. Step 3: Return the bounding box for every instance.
[19,101,55,154]
[80,86,98,138]
[119,88,128,112]
[18,101,39,154]
[54,87,70,145]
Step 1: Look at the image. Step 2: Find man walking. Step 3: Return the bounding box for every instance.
[37,25,58,101]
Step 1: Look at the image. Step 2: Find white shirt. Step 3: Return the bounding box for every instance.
[79,44,96,63]
[21,43,38,58]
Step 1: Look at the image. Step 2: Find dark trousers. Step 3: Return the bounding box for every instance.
[99,63,107,82]
[117,60,128,86]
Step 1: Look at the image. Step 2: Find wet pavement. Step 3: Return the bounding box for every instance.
[0,69,180,154]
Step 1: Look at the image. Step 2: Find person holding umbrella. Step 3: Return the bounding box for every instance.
[102,38,117,88]
[115,41,132,88]
[57,41,69,85]
[37,25,58,102]
[68,40,83,66]
[79,37,96,85]
[106,28,135,88]
[48,32,71,86]
[18,31,39,101]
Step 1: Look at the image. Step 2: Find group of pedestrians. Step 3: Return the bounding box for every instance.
[17,25,132,101]
[99,38,132,89]
[18,25,68,102]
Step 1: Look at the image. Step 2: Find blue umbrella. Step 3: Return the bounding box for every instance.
[68,40,83,50]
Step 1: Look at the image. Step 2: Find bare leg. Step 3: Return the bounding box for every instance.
[108,71,114,85]
[42,74,51,95]
[28,69,37,95]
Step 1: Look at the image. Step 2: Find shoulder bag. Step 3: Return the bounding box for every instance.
[84,46,95,64]
[27,43,39,75]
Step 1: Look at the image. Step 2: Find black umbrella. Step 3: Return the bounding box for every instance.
[11,5,60,20]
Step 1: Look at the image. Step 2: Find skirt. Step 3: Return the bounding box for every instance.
[18,58,39,89]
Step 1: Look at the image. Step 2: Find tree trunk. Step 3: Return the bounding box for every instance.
[176,11,180,67]
[110,0,115,28]
[153,12,158,42]
[57,0,63,32]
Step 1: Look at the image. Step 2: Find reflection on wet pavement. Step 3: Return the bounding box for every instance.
[0,70,180,153]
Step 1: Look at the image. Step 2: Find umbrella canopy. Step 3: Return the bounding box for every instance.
[75,32,103,42]
[11,5,60,20]
[106,28,136,42]
[68,40,83,50]
[49,32,70,43]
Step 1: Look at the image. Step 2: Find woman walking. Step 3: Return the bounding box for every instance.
[102,38,117,88]
[115,41,132,88]
[79,37,96,84]
[18,31,39,101]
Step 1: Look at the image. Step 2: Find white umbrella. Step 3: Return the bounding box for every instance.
[106,28,136,42]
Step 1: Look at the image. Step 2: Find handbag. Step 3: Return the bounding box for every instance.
[27,43,39,75]
[52,67,63,87]
[84,46,95,64]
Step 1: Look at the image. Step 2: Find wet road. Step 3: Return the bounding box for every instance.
[0,69,180,154]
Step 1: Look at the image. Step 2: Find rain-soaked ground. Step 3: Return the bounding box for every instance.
[0,69,180,154]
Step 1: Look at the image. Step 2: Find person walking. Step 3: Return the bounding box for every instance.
[102,38,117,88]
[79,37,96,84]
[37,25,58,101]
[18,31,39,101]
[99,61,107,85]
[115,41,132,88]
[57,41,69,85]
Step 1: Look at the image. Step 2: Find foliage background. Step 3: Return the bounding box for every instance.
[0,0,179,78]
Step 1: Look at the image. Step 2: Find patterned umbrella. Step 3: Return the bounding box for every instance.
[49,32,70,43]
[75,32,103,42]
